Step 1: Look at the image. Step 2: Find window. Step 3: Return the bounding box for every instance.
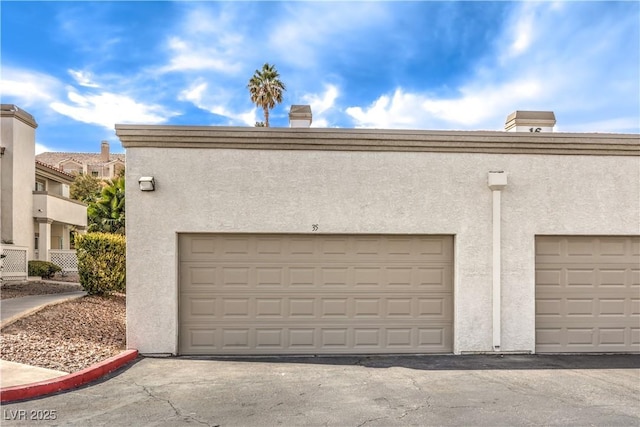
[35,180,45,191]
[91,171,99,177]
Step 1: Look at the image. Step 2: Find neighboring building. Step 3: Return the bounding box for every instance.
[1,105,87,280]
[33,160,88,270]
[117,107,640,356]
[37,140,125,179]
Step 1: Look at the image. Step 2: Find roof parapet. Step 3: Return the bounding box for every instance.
[289,105,312,128]
[505,110,556,132]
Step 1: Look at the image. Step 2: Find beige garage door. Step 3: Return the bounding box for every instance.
[179,234,453,355]
[536,236,640,353]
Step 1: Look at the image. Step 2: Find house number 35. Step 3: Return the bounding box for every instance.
[312,224,319,231]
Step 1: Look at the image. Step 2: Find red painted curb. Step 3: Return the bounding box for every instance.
[1,350,138,403]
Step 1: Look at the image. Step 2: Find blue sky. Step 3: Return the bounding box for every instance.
[2,1,639,155]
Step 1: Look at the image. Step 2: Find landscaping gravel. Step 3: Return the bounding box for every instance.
[0,294,126,373]
[1,281,83,300]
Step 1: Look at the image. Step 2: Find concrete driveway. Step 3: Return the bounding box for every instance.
[2,354,639,426]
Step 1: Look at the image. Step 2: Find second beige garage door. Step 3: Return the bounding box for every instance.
[179,234,453,355]
[536,236,640,353]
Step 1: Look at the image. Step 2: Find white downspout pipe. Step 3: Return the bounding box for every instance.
[488,171,507,351]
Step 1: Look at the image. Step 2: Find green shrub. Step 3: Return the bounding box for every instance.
[75,232,126,295]
[28,260,62,279]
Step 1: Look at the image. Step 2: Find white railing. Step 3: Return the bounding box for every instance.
[1,245,28,282]
[49,249,79,273]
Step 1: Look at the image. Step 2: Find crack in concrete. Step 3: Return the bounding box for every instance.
[398,404,427,420]
[356,415,388,427]
[270,402,284,410]
[134,382,218,427]
[410,377,424,393]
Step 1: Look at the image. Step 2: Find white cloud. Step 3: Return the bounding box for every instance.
[35,142,53,154]
[269,3,389,69]
[347,2,638,133]
[50,90,176,129]
[302,84,338,116]
[509,17,533,56]
[158,5,245,74]
[68,69,100,88]
[347,78,544,130]
[179,80,208,105]
[210,105,256,127]
[0,67,61,107]
[502,3,538,60]
[179,80,256,126]
[160,37,242,73]
[301,84,339,128]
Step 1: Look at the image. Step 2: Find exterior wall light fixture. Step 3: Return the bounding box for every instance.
[139,176,155,191]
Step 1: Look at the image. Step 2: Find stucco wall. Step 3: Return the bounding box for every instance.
[124,143,640,355]
[1,112,36,256]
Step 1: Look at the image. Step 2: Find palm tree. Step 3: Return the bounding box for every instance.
[87,176,126,234]
[247,63,286,127]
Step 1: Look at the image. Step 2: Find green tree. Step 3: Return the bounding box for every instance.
[70,173,101,203]
[87,176,125,235]
[247,63,286,127]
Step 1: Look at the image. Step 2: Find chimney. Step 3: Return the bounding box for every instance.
[100,140,110,162]
[505,111,556,132]
[289,105,312,128]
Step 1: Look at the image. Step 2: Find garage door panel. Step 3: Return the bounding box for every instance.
[632,299,640,316]
[222,267,250,286]
[256,329,284,349]
[182,295,452,322]
[222,298,251,317]
[536,236,640,353]
[632,269,640,287]
[535,265,637,290]
[180,297,218,322]
[180,234,453,355]
[565,299,595,316]
[353,298,381,317]
[600,269,629,287]
[189,329,216,348]
[599,328,626,345]
[599,299,627,316]
[183,263,452,291]
[180,264,217,288]
[256,267,284,286]
[535,268,563,287]
[180,324,453,354]
[536,236,640,264]
[566,328,594,345]
[566,268,597,287]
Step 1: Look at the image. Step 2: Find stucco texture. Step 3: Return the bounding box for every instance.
[1,115,36,253]
[125,147,640,354]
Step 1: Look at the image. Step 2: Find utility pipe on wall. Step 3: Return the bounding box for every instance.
[488,171,507,351]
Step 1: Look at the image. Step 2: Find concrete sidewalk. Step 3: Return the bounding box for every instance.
[0,290,86,388]
[0,360,68,388]
[0,291,86,328]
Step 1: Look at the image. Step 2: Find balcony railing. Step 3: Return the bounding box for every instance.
[49,250,79,273]
[1,245,28,282]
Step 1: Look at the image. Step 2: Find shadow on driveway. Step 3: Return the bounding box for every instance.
[176,353,640,370]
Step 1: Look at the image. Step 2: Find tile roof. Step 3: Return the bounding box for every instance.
[35,152,125,167]
[35,160,75,178]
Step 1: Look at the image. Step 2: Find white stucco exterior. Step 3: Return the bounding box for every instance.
[1,105,87,276]
[1,106,36,254]
[118,126,640,355]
